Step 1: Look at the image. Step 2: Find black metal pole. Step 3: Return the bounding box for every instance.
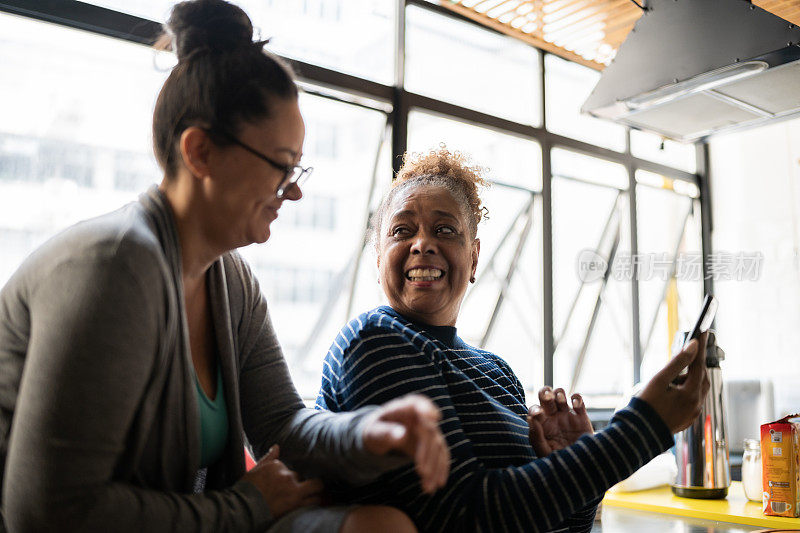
[697,142,714,298]
[0,0,162,45]
[391,0,408,176]
[540,52,554,388]
[626,129,643,384]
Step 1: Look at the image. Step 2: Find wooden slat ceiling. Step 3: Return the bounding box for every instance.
[439,0,800,71]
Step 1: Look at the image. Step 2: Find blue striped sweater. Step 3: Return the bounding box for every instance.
[316,306,674,532]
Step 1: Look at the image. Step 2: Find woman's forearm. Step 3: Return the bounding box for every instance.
[467,398,673,533]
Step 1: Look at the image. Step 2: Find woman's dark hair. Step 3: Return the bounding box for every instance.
[153,0,298,176]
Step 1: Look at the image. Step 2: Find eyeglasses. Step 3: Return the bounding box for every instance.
[205,128,313,199]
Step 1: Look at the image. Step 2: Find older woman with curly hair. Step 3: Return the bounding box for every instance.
[316,146,710,532]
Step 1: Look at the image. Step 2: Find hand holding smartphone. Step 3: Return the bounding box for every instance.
[672,294,717,382]
[682,294,717,352]
[640,294,716,432]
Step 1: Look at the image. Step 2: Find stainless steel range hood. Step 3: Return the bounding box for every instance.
[582,0,800,143]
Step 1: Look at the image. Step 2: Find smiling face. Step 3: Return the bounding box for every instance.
[203,97,305,248]
[377,185,480,327]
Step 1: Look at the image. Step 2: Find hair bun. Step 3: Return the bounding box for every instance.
[166,0,254,62]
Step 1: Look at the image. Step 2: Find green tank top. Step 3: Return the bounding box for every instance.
[193,363,229,468]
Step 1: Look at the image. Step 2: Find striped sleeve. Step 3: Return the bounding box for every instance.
[490,353,527,405]
[564,502,600,533]
[469,396,674,533]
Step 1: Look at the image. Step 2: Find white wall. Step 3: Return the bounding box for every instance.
[709,117,800,418]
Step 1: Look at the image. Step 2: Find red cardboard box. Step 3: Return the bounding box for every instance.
[761,414,800,517]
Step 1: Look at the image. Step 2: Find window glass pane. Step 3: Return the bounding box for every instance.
[238,93,388,396]
[407,111,544,391]
[460,191,543,390]
[631,129,697,174]
[545,54,626,152]
[635,171,704,383]
[552,147,628,189]
[405,5,541,126]
[408,111,542,189]
[0,13,166,284]
[552,151,631,407]
[88,0,396,83]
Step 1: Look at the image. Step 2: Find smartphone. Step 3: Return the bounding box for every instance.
[682,294,718,351]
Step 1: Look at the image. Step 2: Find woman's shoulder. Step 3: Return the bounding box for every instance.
[324,307,409,359]
[325,307,439,387]
[328,307,444,369]
[0,201,172,328]
[342,306,431,343]
[453,337,505,362]
[335,306,398,344]
[450,339,522,381]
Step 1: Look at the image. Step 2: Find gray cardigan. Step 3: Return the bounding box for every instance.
[0,187,402,532]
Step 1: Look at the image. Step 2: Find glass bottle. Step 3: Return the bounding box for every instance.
[742,438,762,502]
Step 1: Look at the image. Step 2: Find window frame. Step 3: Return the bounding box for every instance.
[0,0,714,393]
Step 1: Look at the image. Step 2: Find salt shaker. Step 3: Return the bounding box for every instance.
[741,438,762,502]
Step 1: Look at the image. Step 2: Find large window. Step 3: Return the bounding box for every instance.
[1,2,707,403]
[0,12,166,282]
[545,54,626,151]
[635,171,704,381]
[551,149,631,405]
[86,0,396,83]
[405,4,541,125]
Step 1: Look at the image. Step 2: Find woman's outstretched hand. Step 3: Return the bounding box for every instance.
[527,388,594,457]
[241,445,324,519]
[362,394,450,494]
[638,331,711,433]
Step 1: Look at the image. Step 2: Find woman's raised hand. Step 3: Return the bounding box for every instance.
[241,445,324,519]
[527,388,594,457]
[361,394,450,494]
[638,331,711,433]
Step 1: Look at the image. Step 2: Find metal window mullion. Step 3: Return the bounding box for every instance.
[542,140,554,388]
[541,51,554,388]
[626,129,643,384]
[396,0,406,88]
[391,0,408,176]
[697,142,714,298]
[0,0,162,45]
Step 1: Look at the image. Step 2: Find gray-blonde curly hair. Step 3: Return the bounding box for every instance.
[369,146,489,250]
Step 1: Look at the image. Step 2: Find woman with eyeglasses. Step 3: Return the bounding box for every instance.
[0,1,449,532]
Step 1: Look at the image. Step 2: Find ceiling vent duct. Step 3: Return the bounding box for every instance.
[582,0,800,142]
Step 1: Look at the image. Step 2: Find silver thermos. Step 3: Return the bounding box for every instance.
[670,330,731,499]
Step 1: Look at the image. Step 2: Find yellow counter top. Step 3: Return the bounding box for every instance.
[603,481,800,529]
